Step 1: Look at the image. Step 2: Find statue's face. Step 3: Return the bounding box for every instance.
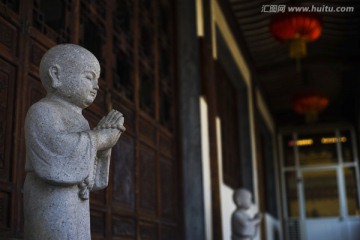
[56,54,101,108]
[234,190,252,209]
[241,194,252,209]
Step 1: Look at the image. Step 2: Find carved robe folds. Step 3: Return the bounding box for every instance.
[24,98,109,240]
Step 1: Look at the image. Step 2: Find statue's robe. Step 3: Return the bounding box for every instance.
[24,98,110,240]
[231,210,259,240]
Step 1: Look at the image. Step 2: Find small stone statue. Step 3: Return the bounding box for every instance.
[23,44,125,239]
[231,188,262,240]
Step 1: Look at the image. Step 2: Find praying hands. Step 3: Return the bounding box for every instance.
[95,109,126,132]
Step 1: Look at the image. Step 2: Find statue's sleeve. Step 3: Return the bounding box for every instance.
[91,153,111,191]
[25,104,97,186]
[232,211,257,238]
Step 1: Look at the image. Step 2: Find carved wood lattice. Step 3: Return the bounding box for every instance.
[32,0,71,43]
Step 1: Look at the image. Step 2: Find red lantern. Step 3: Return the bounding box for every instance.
[270,12,322,59]
[292,91,329,123]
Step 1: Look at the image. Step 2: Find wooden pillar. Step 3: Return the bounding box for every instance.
[176,0,206,239]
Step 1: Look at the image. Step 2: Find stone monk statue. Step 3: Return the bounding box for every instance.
[24,44,125,239]
[231,188,262,240]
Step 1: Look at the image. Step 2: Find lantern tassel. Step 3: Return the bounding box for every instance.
[289,38,307,59]
[305,110,319,123]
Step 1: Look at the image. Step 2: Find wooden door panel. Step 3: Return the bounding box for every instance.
[112,216,136,239]
[139,118,157,147]
[112,96,136,135]
[0,16,18,59]
[27,76,46,106]
[0,192,11,231]
[90,210,106,239]
[139,222,158,240]
[0,58,16,182]
[160,157,175,220]
[29,40,48,77]
[0,1,20,16]
[159,133,173,158]
[112,134,136,212]
[79,0,106,82]
[0,10,20,203]
[139,144,157,215]
[31,0,72,43]
[160,225,178,240]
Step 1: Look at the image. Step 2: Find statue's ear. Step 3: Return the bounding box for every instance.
[48,64,61,89]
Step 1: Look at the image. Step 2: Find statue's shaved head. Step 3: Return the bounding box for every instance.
[233,188,252,208]
[39,44,100,93]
